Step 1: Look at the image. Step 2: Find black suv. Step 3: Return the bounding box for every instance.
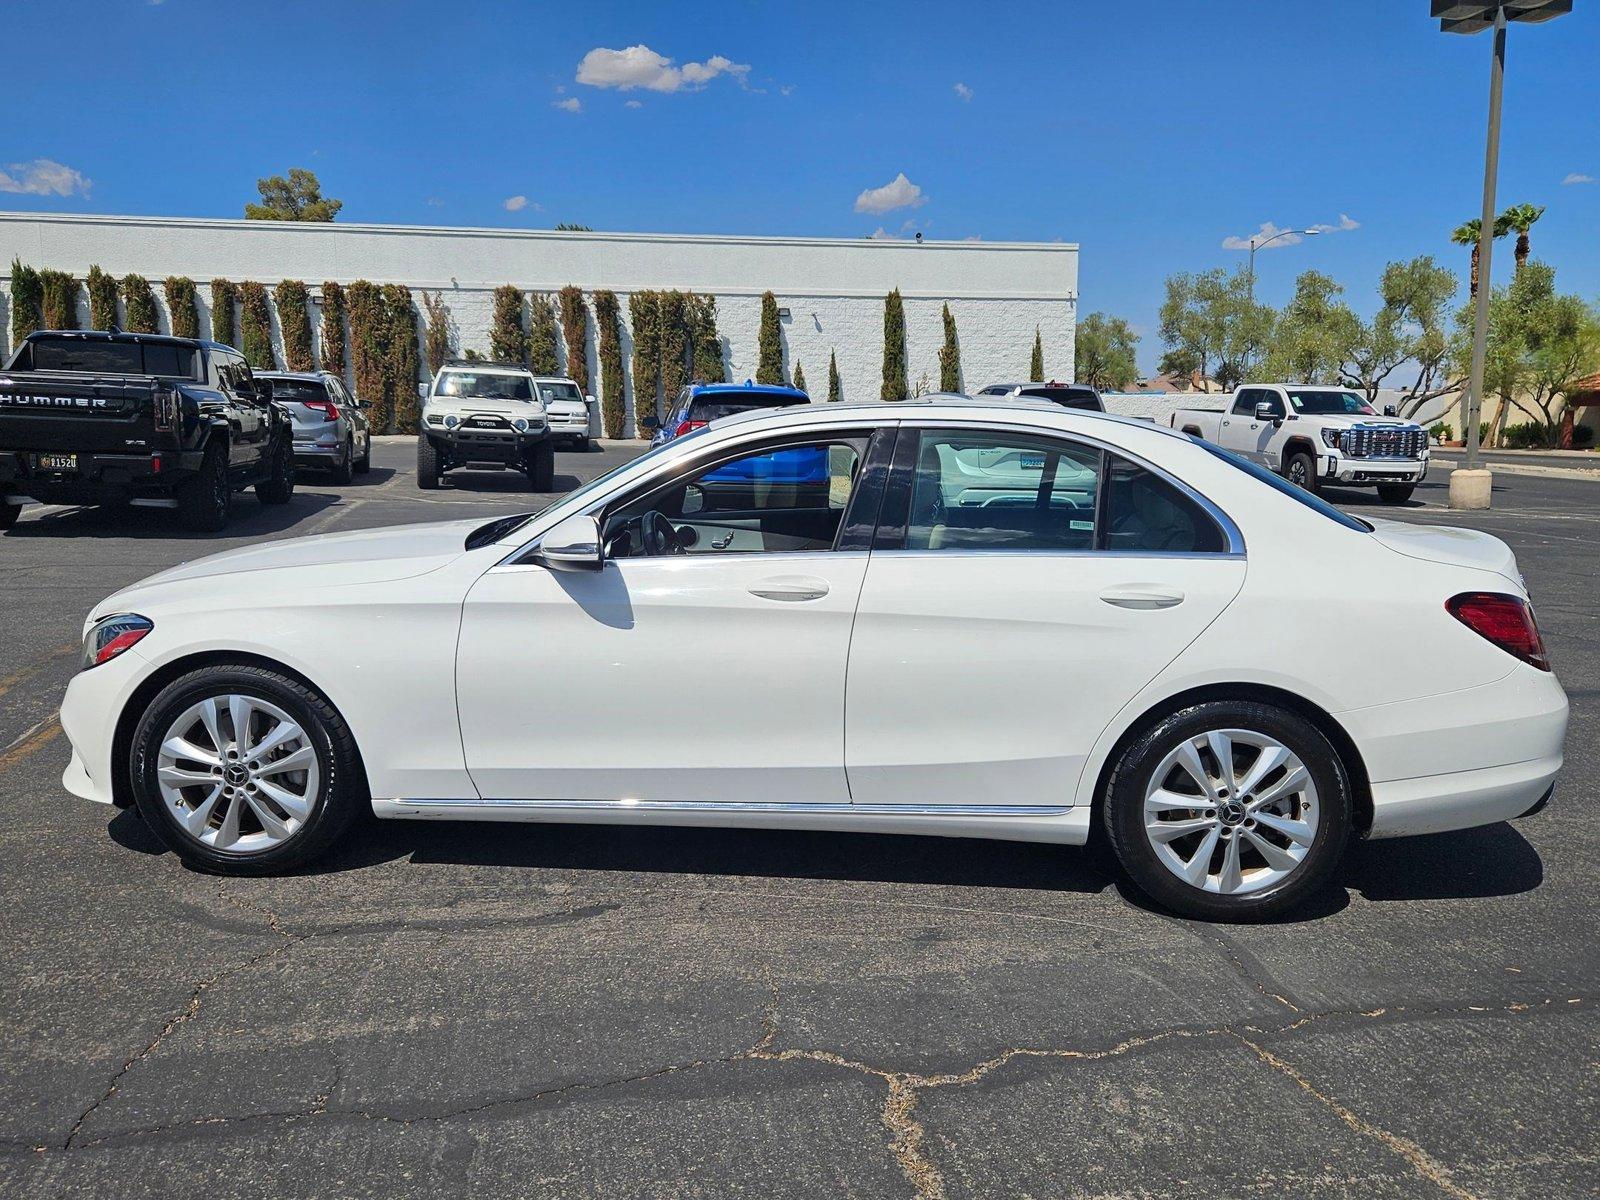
[0,330,294,531]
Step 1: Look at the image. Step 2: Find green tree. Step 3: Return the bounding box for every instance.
[8,260,41,350]
[383,284,421,433]
[827,350,841,402]
[237,281,275,368]
[938,303,961,392]
[39,269,78,330]
[346,281,388,426]
[489,285,528,364]
[1029,327,1044,380]
[629,291,661,433]
[164,277,200,339]
[554,223,593,232]
[120,274,158,334]
[659,290,689,401]
[274,280,314,370]
[319,282,347,374]
[1074,312,1140,390]
[1338,256,1460,408]
[420,291,452,376]
[1160,267,1272,392]
[1156,346,1200,381]
[558,285,589,392]
[757,290,785,384]
[1500,203,1545,273]
[209,279,237,346]
[594,289,626,438]
[1450,214,1510,298]
[245,168,343,221]
[86,265,118,330]
[690,293,725,382]
[1257,270,1360,385]
[880,289,907,401]
[793,361,807,394]
[529,293,560,375]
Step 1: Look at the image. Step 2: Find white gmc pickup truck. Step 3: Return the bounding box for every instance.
[1169,384,1429,504]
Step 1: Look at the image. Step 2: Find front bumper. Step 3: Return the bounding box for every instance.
[59,645,153,807]
[546,415,589,440]
[2,449,203,505]
[1322,452,1429,485]
[425,422,548,464]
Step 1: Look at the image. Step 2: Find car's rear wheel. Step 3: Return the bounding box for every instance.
[1377,483,1416,505]
[354,433,371,474]
[129,665,364,875]
[1103,701,1351,921]
[330,439,354,485]
[0,500,20,530]
[417,435,442,489]
[256,437,295,505]
[177,442,231,532]
[1284,450,1319,494]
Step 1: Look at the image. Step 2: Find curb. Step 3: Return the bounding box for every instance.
[1434,461,1600,482]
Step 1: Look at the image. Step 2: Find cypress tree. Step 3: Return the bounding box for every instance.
[489,285,527,364]
[594,289,625,439]
[756,291,784,384]
[629,291,661,434]
[383,284,421,434]
[39,270,78,330]
[274,280,313,370]
[1030,327,1044,380]
[880,289,908,401]
[8,260,41,349]
[209,279,238,346]
[238,281,275,368]
[164,277,199,339]
[347,281,388,428]
[121,274,158,334]
[827,350,841,402]
[420,291,452,376]
[319,282,346,374]
[938,303,961,392]
[529,293,559,375]
[558,285,589,392]
[86,266,118,330]
[793,362,807,394]
[690,293,725,382]
[659,290,689,402]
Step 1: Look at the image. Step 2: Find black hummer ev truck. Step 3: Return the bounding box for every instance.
[0,330,295,532]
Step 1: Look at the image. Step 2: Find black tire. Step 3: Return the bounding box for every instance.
[177,442,231,532]
[0,500,20,530]
[128,664,365,876]
[256,436,295,505]
[1377,483,1415,505]
[330,439,354,486]
[1102,700,1352,922]
[1283,449,1319,495]
[526,441,556,491]
[417,435,442,490]
[574,436,590,452]
[354,433,372,474]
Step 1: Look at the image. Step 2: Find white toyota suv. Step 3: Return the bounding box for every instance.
[418,361,554,491]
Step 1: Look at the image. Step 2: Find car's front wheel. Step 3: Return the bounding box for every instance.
[417,435,443,489]
[0,500,19,530]
[129,665,364,875]
[1377,483,1416,505]
[1283,450,1319,494]
[1103,701,1351,921]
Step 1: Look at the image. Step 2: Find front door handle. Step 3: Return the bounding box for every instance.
[749,576,830,602]
[1100,586,1185,611]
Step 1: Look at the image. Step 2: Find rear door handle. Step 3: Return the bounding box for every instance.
[1100,586,1185,611]
[749,576,830,602]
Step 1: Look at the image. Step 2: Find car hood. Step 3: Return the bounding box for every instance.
[544,399,586,414]
[1367,518,1521,586]
[1306,415,1421,429]
[427,397,545,418]
[91,518,483,624]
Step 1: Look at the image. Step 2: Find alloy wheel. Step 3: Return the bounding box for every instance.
[1142,728,1319,895]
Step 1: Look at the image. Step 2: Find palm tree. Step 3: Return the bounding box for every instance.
[1450,215,1510,298]
[1499,203,1545,272]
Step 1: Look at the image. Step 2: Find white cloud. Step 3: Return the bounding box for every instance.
[953,82,973,102]
[424,196,444,207]
[625,99,643,109]
[1312,213,1361,233]
[553,97,582,113]
[870,227,895,240]
[576,45,750,93]
[0,158,91,197]
[854,172,927,215]
[1563,172,1596,185]
[780,84,795,96]
[1222,214,1358,251]
[503,195,530,212]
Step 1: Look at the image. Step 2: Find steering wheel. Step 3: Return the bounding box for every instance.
[641,510,682,556]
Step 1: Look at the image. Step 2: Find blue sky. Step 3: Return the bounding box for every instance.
[4,0,1597,373]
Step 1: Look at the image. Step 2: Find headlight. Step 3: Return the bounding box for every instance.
[513,418,529,432]
[82,614,153,670]
[1320,428,1343,449]
[443,414,460,429]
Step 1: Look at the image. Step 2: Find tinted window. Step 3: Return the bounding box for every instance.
[1103,457,1227,553]
[1197,440,1369,532]
[437,371,535,401]
[687,393,805,422]
[260,378,330,403]
[1231,391,1259,416]
[1286,389,1374,416]
[1019,386,1103,411]
[26,337,197,379]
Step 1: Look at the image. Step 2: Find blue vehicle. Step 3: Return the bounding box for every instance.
[651,380,828,502]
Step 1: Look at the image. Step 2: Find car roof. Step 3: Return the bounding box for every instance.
[438,361,532,375]
[532,376,579,385]
[982,381,1100,392]
[688,382,809,400]
[256,371,327,380]
[25,328,228,353]
[703,397,1186,442]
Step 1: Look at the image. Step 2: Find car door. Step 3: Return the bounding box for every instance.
[1252,390,1286,468]
[843,424,1247,806]
[221,353,268,470]
[1218,390,1261,460]
[455,427,889,803]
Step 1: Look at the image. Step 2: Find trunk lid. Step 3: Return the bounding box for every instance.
[1367,518,1522,588]
[0,371,160,453]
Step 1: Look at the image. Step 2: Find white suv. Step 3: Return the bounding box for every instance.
[418,361,554,490]
[533,376,593,450]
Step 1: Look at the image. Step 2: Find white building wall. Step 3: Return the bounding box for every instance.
[1,213,1077,436]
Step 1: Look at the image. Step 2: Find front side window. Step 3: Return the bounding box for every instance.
[604,437,865,558]
[1286,389,1373,416]
[1231,390,1260,416]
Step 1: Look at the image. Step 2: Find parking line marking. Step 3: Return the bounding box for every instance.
[0,641,76,702]
[0,714,61,773]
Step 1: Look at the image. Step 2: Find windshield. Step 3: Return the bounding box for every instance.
[437,371,535,401]
[1196,440,1370,532]
[260,379,329,403]
[688,395,802,422]
[539,382,583,403]
[23,337,199,379]
[1286,389,1374,416]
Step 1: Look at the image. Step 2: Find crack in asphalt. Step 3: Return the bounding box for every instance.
[1174,917,1305,1013]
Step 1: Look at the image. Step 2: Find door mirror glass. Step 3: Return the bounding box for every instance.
[1383,404,1398,417]
[585,394,596,406]
[539,513,603,571]
[1254,401,1279,423]
[681,484,705,515]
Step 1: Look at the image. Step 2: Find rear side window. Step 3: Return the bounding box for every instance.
[1103,457,1227,553]
[1197,440,1370,532]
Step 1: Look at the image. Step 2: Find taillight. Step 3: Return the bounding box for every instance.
[674,419,707,438]
[1446,592,1550,671]
[81,614,154,670]
[304,399,341,421]
[153,386,178,433]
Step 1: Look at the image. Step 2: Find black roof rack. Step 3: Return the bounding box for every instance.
[440,358,528,370]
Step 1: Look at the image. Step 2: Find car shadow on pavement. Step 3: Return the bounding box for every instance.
[298,465,397,488]
[1,492,341,541]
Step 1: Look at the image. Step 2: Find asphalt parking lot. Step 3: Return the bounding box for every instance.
[1,440,1594,1200]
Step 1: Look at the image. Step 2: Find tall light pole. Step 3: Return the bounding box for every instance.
[1247,228,1322,300]
[1435,0,1572,510]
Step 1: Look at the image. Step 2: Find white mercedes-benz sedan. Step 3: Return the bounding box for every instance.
[60,399,1567,920]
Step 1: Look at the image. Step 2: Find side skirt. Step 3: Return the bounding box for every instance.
[370,797,1093,846]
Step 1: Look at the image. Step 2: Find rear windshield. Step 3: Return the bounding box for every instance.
[689,394,803,422]
[539,382,583,403]
[1020,386,1103,411]
[22,337,199,380]
[260,378,329,403]
[1197,440,1370,532]
[437,371,534,401]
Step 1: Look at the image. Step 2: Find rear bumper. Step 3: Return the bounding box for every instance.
[1,449,201,505]
[1367,754,1562,838]
[292,441,345,465]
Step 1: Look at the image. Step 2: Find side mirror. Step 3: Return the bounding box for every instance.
[584,394,596,406]
[1254,401,1279,424]
[641,414,660,431]
[1383,404,1398,417]
[539,513,603,572]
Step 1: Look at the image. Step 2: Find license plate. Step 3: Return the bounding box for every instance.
[36,453,77,471]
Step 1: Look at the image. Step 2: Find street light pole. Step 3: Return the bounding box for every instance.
[1461,7,1506,479]
[1246,228,1321,302]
